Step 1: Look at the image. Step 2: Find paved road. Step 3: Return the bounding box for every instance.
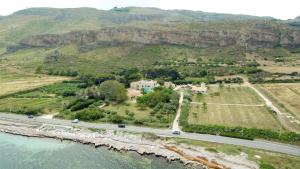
[172,91,184,132]
[0,112,299,156]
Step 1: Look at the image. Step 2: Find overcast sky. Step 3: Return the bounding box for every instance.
[0,0,299,20]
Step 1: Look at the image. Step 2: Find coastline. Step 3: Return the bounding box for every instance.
[0,119,258,169]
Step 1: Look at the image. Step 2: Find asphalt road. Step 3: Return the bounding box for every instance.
[0,112,299,156]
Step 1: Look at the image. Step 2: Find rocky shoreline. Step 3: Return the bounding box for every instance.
[0,120,258,169]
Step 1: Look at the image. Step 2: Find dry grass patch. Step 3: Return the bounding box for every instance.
[260,66,300,74]
[258,83,300,120]
[0,68,71,96]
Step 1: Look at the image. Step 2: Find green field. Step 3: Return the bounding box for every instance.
[189,86,281,130]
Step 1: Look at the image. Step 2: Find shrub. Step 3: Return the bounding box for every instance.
[70,99,95,111]
[260,163,275,169]
[75,108,105,121]
[109,114,123,124]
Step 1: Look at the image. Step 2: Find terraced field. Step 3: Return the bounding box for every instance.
[189,86,281,131]
[0,67,71,96]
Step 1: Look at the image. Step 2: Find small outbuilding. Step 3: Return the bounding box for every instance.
[191,83,208,94]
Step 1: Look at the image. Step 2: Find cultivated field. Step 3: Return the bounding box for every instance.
[257,83,300,120]
[0,97,62,114]
[260,66,300,74]
[0,68,71,96]
[189,86,281,130]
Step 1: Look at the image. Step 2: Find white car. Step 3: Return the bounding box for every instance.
[72,119,79,123]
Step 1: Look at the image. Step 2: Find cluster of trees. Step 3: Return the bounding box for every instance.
[214,77,243,84]
[143,68,181,81]
[67,99,96,111]
[53,80,128,122]
[45,68,79,77]
[77,80,128,103]
[183,124,300,142]
[75,108,123,123]
[79,73,116,86]
[118,68,142,87]
[137,87,179,123]
[251,78,300,84]
[173,77,215,84]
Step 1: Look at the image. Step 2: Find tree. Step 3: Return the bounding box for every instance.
[99,80,128,103]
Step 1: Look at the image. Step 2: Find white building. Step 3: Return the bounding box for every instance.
[164,81,176,89]
[130,80,160,90]
[191,83,208,94]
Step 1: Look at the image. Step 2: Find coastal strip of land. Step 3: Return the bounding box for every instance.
[0,112,299,157]
[0,116,260,169]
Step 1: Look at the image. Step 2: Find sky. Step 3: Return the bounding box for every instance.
[0,0,299,20]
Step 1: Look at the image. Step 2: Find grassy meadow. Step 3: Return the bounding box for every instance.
[189,86,281,131]
[250,47,300,74]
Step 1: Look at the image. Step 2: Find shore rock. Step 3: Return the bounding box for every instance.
[0,121,258,169]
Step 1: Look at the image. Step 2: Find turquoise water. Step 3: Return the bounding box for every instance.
[0,132,188,169]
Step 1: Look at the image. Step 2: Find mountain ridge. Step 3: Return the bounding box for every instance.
[1,7,299,53]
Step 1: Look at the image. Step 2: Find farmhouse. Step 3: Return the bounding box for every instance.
[191,83,208,94]
[130,80,160,90]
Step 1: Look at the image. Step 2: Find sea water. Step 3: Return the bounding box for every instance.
[0,133,188,169]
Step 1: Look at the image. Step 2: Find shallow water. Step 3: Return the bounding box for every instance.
[0,132,188,169]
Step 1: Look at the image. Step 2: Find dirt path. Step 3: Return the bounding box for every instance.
[190,102,264,107]
[172,91,184,132]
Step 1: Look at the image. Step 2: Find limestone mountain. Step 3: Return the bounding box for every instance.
[0,7,299,75]
[0,7,277,47]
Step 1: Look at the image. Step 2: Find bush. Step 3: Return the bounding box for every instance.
[134,120,144,125]
[70,99,95,111]
[260,163,275,169]
[75,108,105,121]
[109,114,123,124]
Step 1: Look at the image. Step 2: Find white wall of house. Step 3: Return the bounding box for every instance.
[130,80,160,90]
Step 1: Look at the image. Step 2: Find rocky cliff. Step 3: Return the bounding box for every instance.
[8,26,300,53]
